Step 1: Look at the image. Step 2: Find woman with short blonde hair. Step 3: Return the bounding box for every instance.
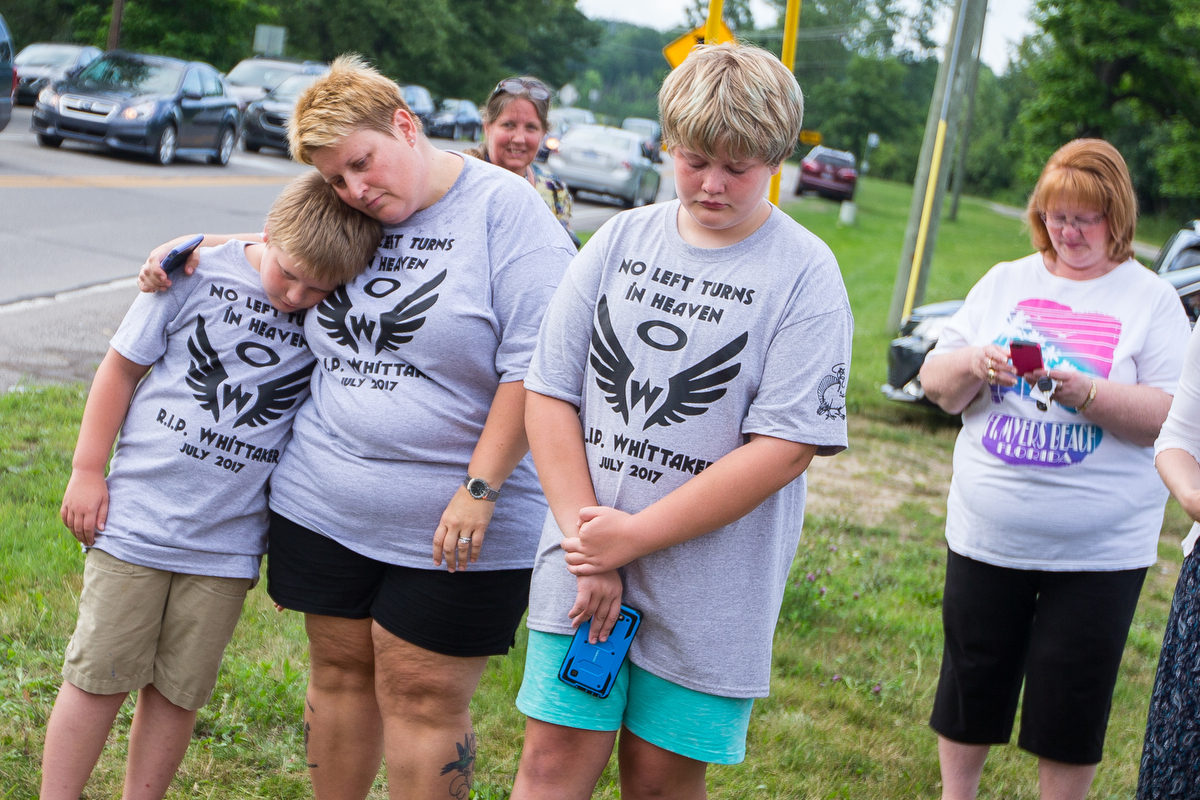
[140,53,576,800]
[920,138,1190,799]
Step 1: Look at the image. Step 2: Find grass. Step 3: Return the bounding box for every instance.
[0,181,1184,797]
[785,178,1033,424]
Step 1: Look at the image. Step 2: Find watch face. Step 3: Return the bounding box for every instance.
[467,478,487,499]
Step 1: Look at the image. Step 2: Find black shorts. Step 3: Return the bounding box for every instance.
[930,549,1146,764]
[266,512,532,658]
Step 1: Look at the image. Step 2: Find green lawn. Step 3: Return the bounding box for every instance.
[788,178,1034,424]
[0,182,1184,797]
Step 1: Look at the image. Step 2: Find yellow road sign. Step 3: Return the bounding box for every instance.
[799,129,823,146]
[662,20,736,68]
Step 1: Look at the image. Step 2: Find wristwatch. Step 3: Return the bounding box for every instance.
[463,475,500,501]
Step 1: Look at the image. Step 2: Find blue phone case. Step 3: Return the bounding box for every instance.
[161,234,205,274]
[558,605,642,699]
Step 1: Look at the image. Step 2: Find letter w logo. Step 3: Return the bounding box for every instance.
[630,380,663,411]
[350,315,376,342]
[222,384,253,413]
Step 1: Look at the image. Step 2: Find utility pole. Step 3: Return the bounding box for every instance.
[768,0,802,206]
[886,0,989,329]
[705,0,726,43]
[949,1,988,222]
[107,0,125,51]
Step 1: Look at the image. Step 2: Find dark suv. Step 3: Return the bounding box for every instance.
[242,71,325,154]
[32,51,241,165]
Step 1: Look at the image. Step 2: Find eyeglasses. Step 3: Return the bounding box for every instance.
[1039,212,1106,233]
[492,78,551,102]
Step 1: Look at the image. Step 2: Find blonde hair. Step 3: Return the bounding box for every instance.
[267,171,382,285]
[289,54,414,165]
[659,42,803,167]
[1027,139,1137,263]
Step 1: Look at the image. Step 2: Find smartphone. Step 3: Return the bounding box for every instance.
[558,605,642,699]
[1009,339,1044,375]
[160,234,205,274]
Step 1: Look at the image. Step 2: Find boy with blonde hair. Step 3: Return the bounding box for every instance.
[41,172,380,800]
[511,43,853,799]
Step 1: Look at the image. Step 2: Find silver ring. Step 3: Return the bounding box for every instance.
[457,536,472,545]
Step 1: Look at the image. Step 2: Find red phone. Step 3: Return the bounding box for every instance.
[1009,339,1044,375]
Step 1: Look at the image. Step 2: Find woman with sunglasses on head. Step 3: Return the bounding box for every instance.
[135,55,575,800]
[919,138,1188,800]
[464,77,580,247]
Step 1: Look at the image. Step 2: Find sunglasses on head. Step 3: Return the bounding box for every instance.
[492,78,551,102]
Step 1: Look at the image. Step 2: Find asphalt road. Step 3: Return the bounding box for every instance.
[0,105,799,390]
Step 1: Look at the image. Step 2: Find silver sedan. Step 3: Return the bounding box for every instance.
[547,124,661,208]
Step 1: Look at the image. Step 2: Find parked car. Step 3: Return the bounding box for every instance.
[224,56,324,110]
[1153,220,1200,274]
[0,14,12,133]
[401,84,435,131]
[32,51,241,166]
[547,123,660,209]
[797,145,858,202]
[621,117,662,163]
[537,107,596,161]
[881,267,1200,407]
[14,43,102,105]
[241,72,325,155]
[427,98,482,140]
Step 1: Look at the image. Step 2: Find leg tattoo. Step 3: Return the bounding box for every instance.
[440,732,476,799]
[304,699,318,768]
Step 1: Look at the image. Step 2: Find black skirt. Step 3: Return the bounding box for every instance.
[1139,551,1200,799]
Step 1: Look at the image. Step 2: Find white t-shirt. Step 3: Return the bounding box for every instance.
[928,253,1189,571]
[268,155,575,568]
[1155,323,1200,556]
[525,201,853,698]
[101,241,314,579]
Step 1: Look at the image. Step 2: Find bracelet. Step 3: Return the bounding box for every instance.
[1077,380,1098,413]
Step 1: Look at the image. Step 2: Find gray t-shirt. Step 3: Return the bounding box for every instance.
[269,156,575,568]
[525,201,853,698]
[99,240,315,579]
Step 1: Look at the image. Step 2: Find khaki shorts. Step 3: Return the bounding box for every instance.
[63,548,252,711]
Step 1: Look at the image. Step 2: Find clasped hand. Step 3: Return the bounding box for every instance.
[561,506,641,575]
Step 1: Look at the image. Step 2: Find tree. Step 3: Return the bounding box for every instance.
[684,0,755,31]
[1012,0,1200,208]
[273,0,462,93]
[1,0,275,70]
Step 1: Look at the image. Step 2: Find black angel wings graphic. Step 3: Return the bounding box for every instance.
[185,316,315,428]
[590,295,748,431]
[317,270,447,355]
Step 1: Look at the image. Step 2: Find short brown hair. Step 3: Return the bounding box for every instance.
[1027,139,1137,263]
[267,171,381,285]
[289,54,413,165]
[659,42,803,167]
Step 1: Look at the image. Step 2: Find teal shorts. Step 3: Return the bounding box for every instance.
[516,630,754,764]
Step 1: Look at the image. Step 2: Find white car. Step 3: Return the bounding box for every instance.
[547,124,660,208]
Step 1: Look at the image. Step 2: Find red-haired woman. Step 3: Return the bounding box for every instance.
[920,138,1190,799]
